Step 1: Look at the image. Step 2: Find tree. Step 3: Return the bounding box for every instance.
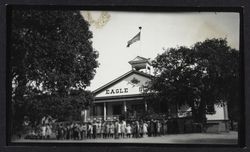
[146,46,199,117]
[10,9,99,133]
[193,39,240,123]
[26,89,94,124]
[147,38,240,126]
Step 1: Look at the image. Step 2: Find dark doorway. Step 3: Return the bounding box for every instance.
[113,104,122,115]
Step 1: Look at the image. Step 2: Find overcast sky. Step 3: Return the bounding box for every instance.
[80,11,240,91]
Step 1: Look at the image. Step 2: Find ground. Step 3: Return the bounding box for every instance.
[12,131,238,144]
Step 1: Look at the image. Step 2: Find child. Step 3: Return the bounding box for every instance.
[87,123,92,139]
[143,121,148,136]
[117,122,121,138]
[41,125,46,139]
[110,122,114,138]
[126,124,132,138]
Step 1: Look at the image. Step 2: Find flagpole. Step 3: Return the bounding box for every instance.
[139,26,142,56]
[126,27,142,57]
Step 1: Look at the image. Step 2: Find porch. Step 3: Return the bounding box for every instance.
[88,97,148,121]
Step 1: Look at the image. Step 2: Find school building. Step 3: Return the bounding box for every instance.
[84,56,229,132]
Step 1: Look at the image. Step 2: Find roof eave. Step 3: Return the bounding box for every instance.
[93,70,153,95]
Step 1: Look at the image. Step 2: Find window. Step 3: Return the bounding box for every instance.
[206,104,215,114]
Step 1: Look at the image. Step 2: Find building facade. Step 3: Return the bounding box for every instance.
[86,56,229,132]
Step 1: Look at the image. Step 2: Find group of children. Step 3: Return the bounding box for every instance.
[53,119,168,140]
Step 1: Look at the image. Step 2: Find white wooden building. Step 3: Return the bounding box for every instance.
[85,56,229,132]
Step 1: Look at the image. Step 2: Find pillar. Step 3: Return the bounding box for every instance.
[223,102,229,120]
[124,101,127,119]
[124,101,127,112]
[81,110,85,122]
[85,110,87,122]
[81,109,87,122]
[104,102,107,121]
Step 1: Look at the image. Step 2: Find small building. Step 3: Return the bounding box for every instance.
[85,56,229,132]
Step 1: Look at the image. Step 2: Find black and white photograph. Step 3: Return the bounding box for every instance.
[8,8,242,145]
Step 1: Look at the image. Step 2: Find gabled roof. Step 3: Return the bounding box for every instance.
[132,56,149,61]
[93,70,152,95]
[128,56,151,65]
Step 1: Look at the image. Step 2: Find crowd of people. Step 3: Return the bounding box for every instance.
[26,119,169,140]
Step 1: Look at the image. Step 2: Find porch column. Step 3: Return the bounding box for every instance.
[82,109,87,122]
[85,110,88,122]
[124,101,127,112]
[223,102,229,120]
[81,110,87,122]
[145,101,148,112]
[104,102,107,121]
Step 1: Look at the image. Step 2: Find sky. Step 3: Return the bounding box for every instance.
[80,11,240,91]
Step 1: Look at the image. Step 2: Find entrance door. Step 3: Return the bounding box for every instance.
[113,104,122,115]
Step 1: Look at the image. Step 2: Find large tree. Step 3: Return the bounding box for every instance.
[192,39,240,124]
[147,38,240,125]
[10,9,99,132]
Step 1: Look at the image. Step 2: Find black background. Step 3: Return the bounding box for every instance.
[0,0,249,152]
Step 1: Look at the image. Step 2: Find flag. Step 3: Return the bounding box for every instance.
[127,31,140,47]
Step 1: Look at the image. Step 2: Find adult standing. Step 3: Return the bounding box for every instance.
[135,121,139,138]
[72,123,77,140]
[101,121,105,138]
[56,124,60,140]
[45,124,52,139]
[139,121,144,137]
[150,119,155,137]
[114,121,119,139]
[121,120,126,138]
[143,121,148,136]
[131,122,136,138]
[83,123,87,139]
[66,124,70,139]
[153,120,157,136]
[105,122,110,138]
[96,121,101,138]
[163,119,168,135]
[87,123,92,139]
[92,121,97,139]
[157,120,161,136]
[79,123,84,140]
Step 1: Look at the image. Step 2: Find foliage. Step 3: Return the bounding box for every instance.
[26,90,94,123]
[10,9,99,133]
[147,38,240,124]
